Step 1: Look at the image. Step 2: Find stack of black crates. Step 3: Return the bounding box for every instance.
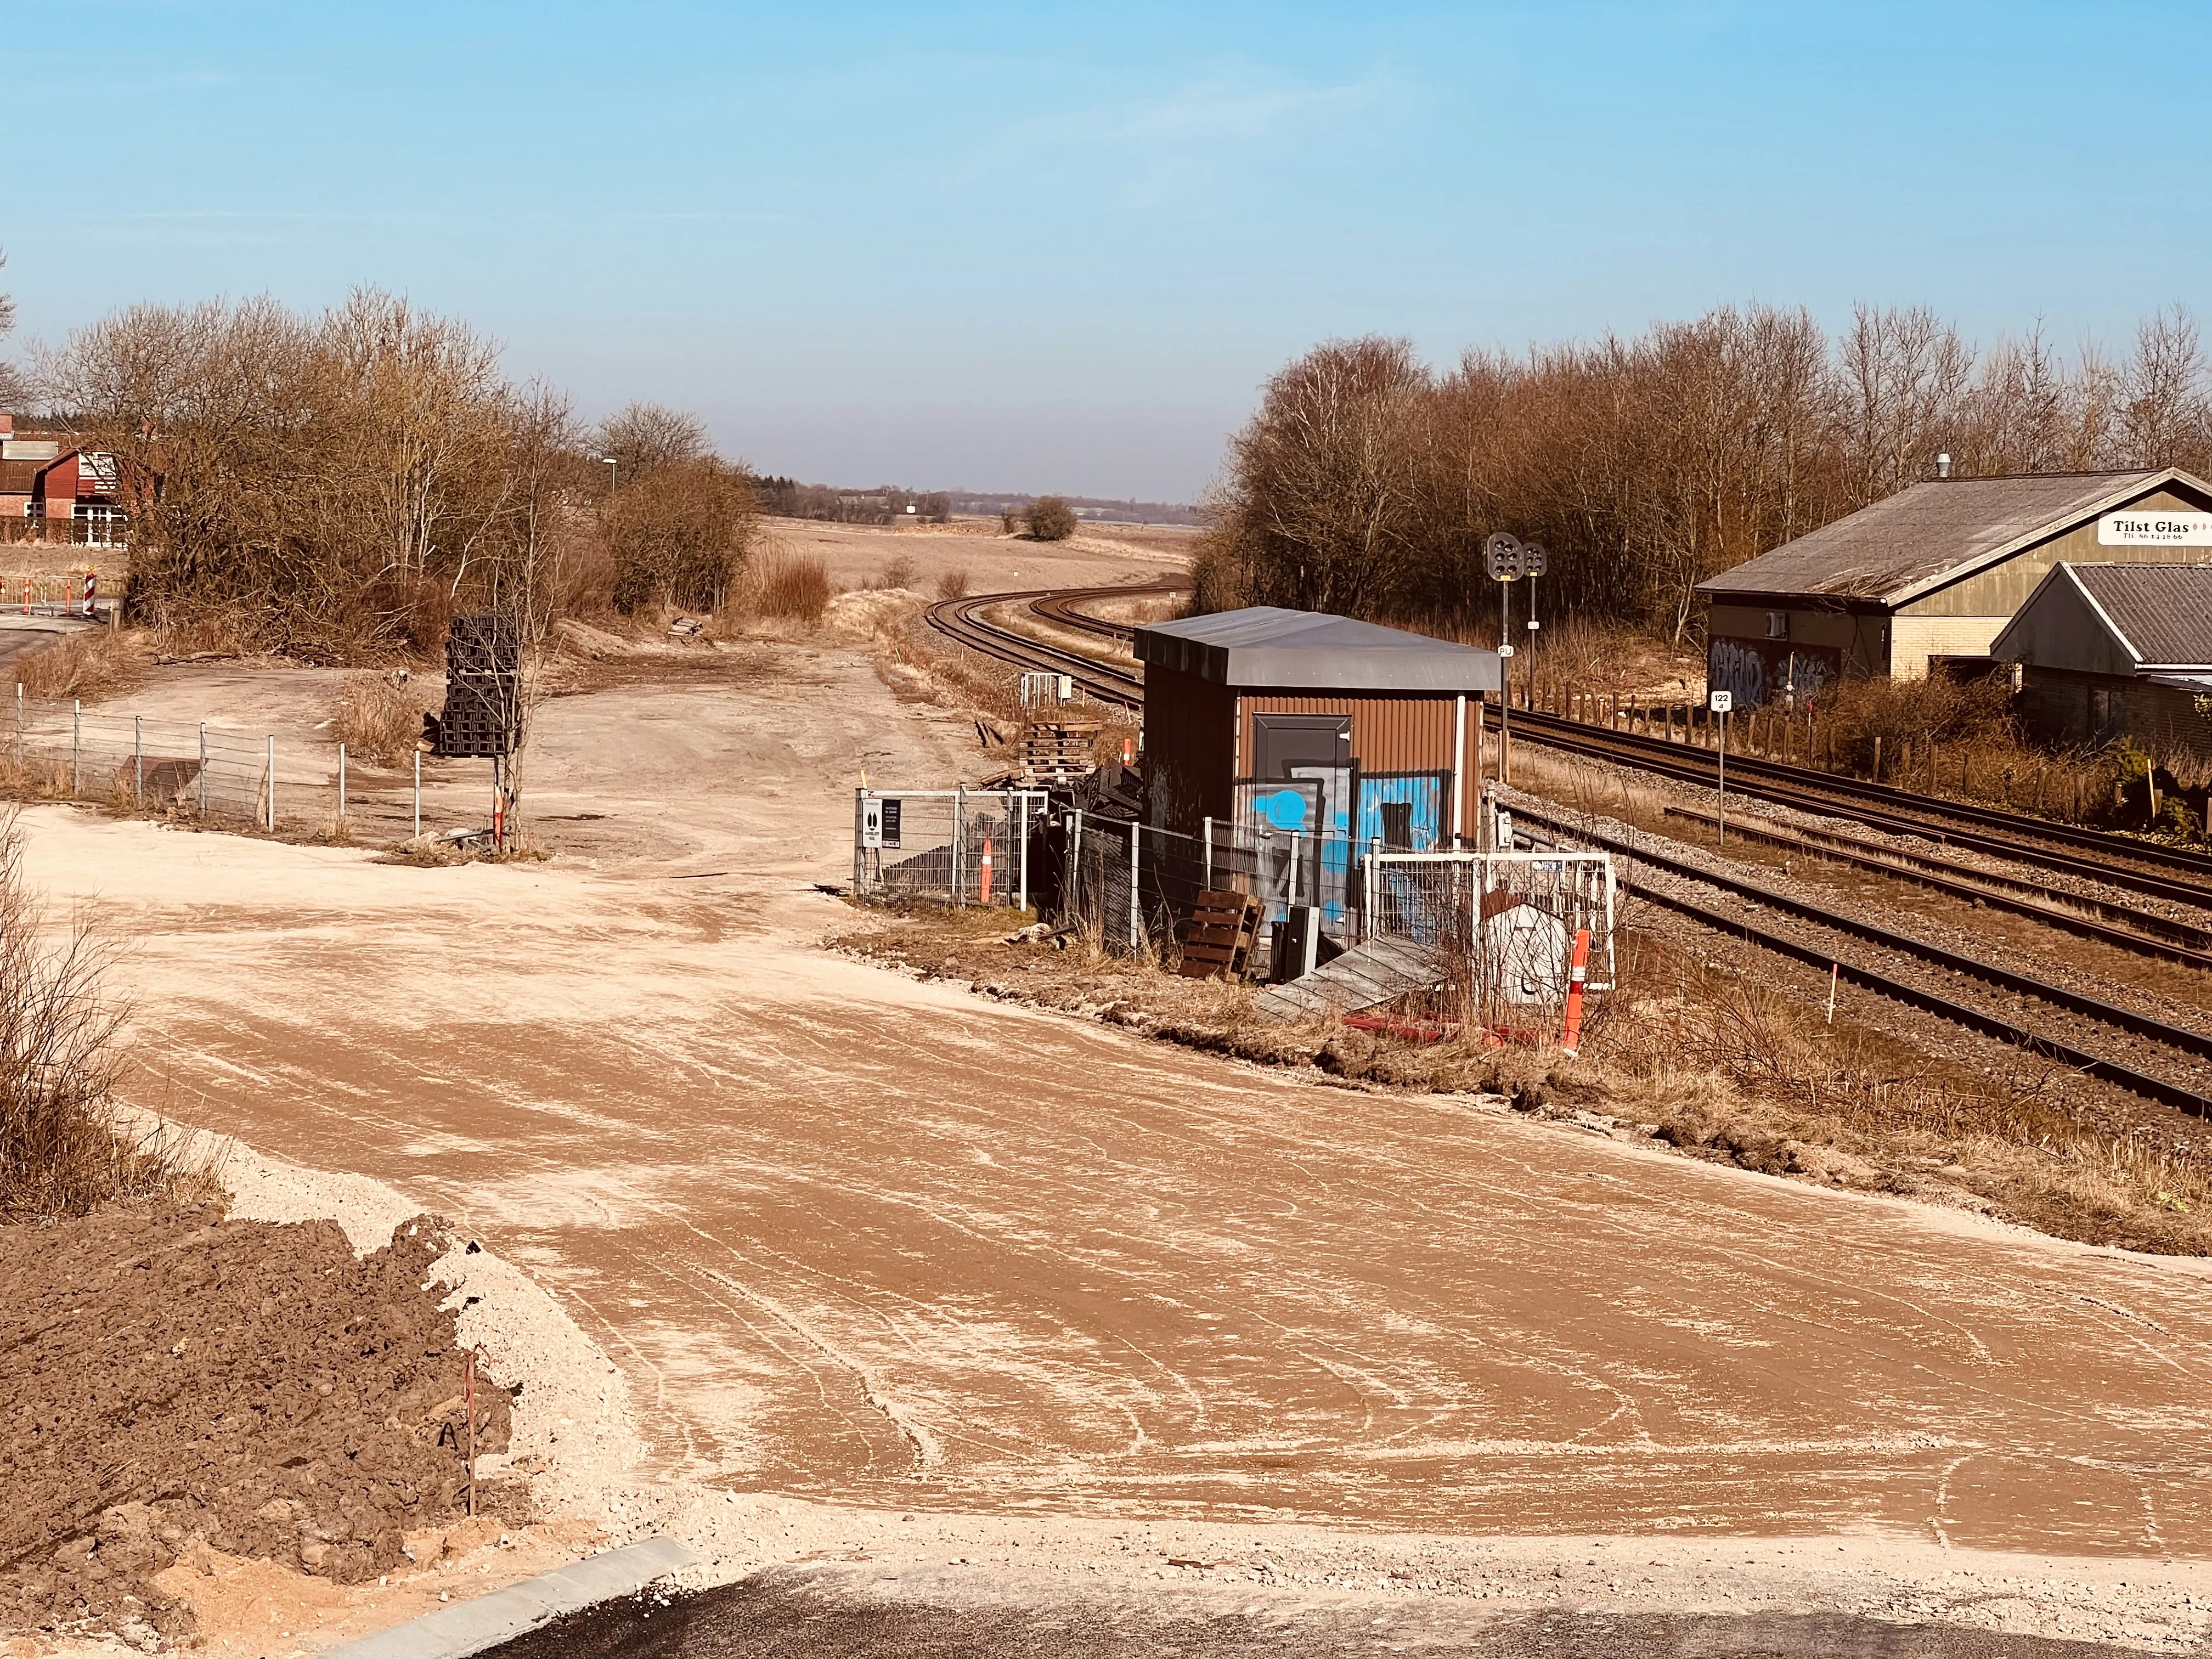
[440,612,522,759]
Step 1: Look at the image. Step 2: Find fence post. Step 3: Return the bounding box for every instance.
[71,701,80,797]
[413,749,421,840]
[1366,836,1381,940]
[13,682,19,770]
[1017,794,1029,915]
[339,743,348,821]
[1289,830,1302,907]
[1069,810,1083,930]
[1201,815,1212,893]
[953,783,967,907]
[853,787,866,895]
[134,715,143,805]
[1128,823,1139,952]
[198,724,207,817]
[265,735,275,831]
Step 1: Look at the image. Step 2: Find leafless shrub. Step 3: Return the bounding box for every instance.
[1025,497,1078,541]
[879,555,918,591]
[934,568,971,601]
[605,458,755,613]
[750,552,832,622]
[329,673,428,767]
[0,816,205,1222]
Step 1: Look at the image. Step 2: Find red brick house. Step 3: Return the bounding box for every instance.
[0,415,129,546]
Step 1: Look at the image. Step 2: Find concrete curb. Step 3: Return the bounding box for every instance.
[320,1536,698,1658]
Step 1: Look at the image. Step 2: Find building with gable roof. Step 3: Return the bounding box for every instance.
[1992,562,2212,770]
[1694,466,2212,708]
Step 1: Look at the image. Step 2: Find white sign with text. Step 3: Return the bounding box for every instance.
[2098,511,2212,546]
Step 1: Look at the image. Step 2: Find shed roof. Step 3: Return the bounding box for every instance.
[1696,469,2210,608]
[2067,563,2212,668]
[1135,606,1502,692]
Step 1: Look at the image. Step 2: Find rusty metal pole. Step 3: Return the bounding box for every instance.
[465,1347,478,1518]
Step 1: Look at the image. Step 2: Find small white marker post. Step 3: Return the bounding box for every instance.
[1709,689,1734,847]
[413,749,422,841]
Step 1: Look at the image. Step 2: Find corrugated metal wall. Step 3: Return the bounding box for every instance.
[1141,663,1239,833]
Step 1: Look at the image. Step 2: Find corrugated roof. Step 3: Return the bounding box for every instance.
[1695,470,2195,606]
[2070,563,2212,667]
[1135,606,1503,692]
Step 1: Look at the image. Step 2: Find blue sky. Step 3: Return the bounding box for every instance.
[5,2,2209,501]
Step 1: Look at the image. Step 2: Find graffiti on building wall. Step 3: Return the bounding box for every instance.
[1708,637,1842,710]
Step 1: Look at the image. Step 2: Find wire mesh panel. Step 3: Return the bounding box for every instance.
[1367,850,1617,1018]
[853,789,1047,908]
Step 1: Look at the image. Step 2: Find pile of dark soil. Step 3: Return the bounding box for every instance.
[0,1207,514,1649]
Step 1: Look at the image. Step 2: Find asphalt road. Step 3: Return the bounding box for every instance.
[486,1581,2154,1658]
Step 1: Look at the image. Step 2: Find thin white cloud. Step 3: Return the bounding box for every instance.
[960,71,1389,208]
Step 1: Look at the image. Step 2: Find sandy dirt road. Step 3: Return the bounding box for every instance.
[20,634,2212,1647]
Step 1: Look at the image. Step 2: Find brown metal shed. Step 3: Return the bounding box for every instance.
[1132,607,1504,850]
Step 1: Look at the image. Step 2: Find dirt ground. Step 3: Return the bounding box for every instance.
[0,1207,509,1650]
[15,614,2212,1651]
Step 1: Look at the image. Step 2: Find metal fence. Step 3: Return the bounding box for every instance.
[1365,849,1617,1001]
[851,788,1050,909]
[3,689,488,841]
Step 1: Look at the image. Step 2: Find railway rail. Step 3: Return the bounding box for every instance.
[921,582,1161,708]
[1509,707,2212,911]
[1514,798,2212,1118]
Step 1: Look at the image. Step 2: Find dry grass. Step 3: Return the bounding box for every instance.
[13,628,152,704]
[0,814,215,1222]
[748,552,833,622]
[329,673,430,767]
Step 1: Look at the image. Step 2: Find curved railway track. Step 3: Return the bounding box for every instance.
[921,582,1164,707]
[926,582,2212,1114]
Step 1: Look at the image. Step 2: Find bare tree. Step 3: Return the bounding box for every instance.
[0,249,23,409]
[593,402,712,482]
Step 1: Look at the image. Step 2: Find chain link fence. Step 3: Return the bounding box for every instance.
[851,788,1051,908]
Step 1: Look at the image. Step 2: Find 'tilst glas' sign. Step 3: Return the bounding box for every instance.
[2098,511,2212,546]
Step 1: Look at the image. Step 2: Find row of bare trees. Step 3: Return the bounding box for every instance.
[1197,303,2212,639]
[24,286,753,658]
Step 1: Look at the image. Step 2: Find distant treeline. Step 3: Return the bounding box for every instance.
[747,477,951,524]
[747,479,1197,527]
[1196,303,2212,639]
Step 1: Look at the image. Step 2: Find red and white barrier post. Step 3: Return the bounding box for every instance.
[980,836,994,904]
[1559,927,1592,1057]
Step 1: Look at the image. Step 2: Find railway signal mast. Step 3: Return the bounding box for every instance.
[1484,532,1531,816]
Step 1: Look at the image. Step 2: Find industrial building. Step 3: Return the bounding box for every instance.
[1993,563,2212,771]
[1696,466,2212,708]
[1131,606,1504,854]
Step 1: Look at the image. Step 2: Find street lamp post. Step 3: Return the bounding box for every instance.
[601,456,618,495]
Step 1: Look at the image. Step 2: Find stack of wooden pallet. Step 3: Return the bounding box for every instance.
[1020,720,1102,785]
[1176,890,1262,979]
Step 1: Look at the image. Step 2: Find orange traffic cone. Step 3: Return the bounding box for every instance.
[1559,927,1591,1057]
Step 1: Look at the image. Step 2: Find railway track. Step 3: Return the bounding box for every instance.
[1510,707,2212,911]
[921,582,1165,707]
[1513,798,2212,1118]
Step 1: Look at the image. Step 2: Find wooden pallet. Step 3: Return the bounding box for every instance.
[1176,889,1262,979]
[1020,719,1102,783]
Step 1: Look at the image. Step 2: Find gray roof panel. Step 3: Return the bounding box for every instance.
[1135,606,1503,692]
[2070,563,2212,668]
[1696,470,2195,605]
